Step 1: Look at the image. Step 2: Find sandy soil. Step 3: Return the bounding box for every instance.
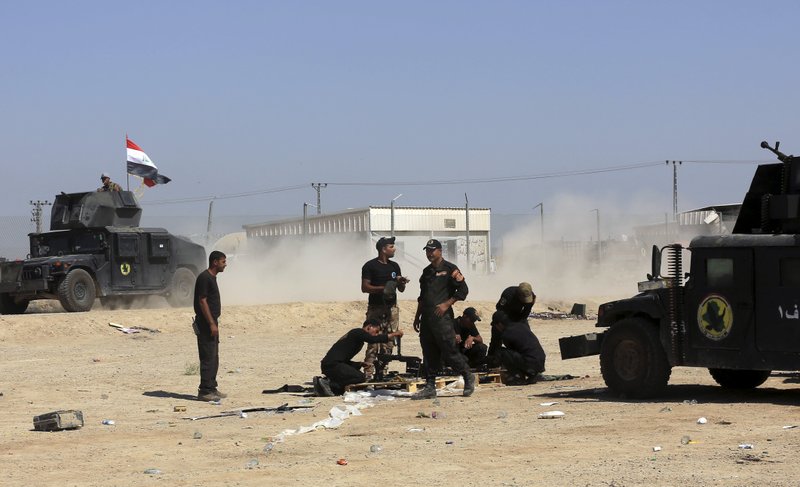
[2,299,800,487]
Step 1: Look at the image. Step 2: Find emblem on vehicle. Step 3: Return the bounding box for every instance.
[120,263,131,276]
[697,294,733,341]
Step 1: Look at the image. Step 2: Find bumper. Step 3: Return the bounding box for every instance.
[559,332,604,359]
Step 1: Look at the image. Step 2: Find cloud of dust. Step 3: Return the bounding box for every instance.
[215,190,701,312]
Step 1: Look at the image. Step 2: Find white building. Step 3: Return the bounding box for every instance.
[243,206,492,273]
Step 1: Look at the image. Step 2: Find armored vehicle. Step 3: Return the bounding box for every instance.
[0,191,205,313]
[560,141,800,397]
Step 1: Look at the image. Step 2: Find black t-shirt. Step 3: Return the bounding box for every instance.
[193,269,221,325]
[322,328,390,365]
[361,258,402,306]
[454,317,481,344]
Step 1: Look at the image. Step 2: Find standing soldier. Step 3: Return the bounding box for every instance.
[360,236,409,380]
[412,239,475,399]
[194,250,227,402]
[97,173,121,192]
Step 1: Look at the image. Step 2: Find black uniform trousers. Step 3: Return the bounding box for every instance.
[322,360,365,395]
[419,313,471,383]
[196,332,219,394]
[460,342,489,368]
[494,348,544,378]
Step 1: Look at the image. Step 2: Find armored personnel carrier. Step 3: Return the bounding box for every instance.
[0,191,205,313]
[559,141,800,397]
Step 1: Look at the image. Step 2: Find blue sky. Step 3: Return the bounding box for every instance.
[2,1,798,227]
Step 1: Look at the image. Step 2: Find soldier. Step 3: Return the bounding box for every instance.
[487,282,546,384]
[315,319,404,396]
[412,239,475,399]
[97,172,121,192]
[454,307,488,368]
[360,236,409,379]
[194,250,227,402]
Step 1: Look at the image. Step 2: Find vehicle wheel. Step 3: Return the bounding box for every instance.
[166,267,195,308]
[600,317,672,398]
[709,368,771,390]
[57,269,97,312]
[0,293,29,314]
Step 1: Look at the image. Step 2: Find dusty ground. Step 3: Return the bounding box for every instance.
[2,299,800,486]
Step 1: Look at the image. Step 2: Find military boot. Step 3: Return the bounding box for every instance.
[463,372,476,397]
[411,382,437,400]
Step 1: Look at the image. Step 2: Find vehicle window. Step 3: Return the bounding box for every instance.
[73,233,104,253]
[118,236,139,257]
[707,258,734,287]
[780,258,800,287]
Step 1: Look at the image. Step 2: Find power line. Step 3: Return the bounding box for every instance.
[139,158,765,206]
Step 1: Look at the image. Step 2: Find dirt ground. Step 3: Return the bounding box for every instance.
[2,299,800,487]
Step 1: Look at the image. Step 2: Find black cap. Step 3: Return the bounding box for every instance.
[463,307,481,321]
[376,236,396,252]
[363,318,381,327]
[423,238,442,250]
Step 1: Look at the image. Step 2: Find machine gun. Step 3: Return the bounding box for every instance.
[373,337,422,382]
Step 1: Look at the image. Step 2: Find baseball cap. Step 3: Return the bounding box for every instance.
[463,307,481,321]
[518,282,534,304]
[363,318,381,327]
[376,236,396,252]
[101,172,111,179]
[423,238,442,250]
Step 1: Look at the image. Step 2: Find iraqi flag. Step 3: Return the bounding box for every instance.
[126,137,171,187]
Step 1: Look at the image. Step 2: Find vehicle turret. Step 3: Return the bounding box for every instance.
[49,191,142,230]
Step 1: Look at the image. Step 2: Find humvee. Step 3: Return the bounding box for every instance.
[559,141,800,397]
[0,190,205,313]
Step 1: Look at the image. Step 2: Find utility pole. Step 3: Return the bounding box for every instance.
[666,161,682,221]
[465,193,470,270]
[390,194,402,237]
[303,202,317,238]
[30,200,51,234]
[206,199,215,247]
[533,202,544,245]
[590,208,600,262]
[311,183,327,215]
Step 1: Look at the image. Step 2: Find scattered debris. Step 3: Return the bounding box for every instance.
[697,417,708,424]
[408,427,424,432]
[245,459,259,469]
[183,403,313,421]
[497,411,508,419]
[193,431,203,439]
[109,322,160,334]
[33,410,84,431]
[143,469,162,475]
[102,419,115,425]
[538,410,565,419]
[445,440,454,445]
[416,412,430,418]
[683,399,698,405]
[783,425,798,430]
[738,443,754,449]
[653,446,662,452]
[540,402,558,407]
[717,420,733,425]
[337,458,348,466]
[370,445,382,453]
[681,435,691,445]
[659,406,672,413]
[173,406,187,412]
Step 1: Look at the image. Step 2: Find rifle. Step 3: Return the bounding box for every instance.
[182,403,314,421]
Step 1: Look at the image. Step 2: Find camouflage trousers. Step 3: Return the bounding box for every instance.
[362,304,400,379]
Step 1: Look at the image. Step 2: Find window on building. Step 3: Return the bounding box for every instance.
[444,218,456,229]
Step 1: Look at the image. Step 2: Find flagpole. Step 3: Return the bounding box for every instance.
[125,134,130,191]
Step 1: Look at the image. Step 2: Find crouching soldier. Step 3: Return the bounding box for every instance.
[314,319,404,397]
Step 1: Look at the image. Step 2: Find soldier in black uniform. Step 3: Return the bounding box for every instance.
[487,282,546,384]
[193,250,227,402]
[454,307,488,368]
[412,239,475,399]
[315,319,404,396]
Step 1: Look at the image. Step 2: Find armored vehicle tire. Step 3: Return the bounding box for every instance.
[600,318,672,398]
[166,267,195,308]
[0,293,29,314]
[57,269,96,312]
[709,368,771,390]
